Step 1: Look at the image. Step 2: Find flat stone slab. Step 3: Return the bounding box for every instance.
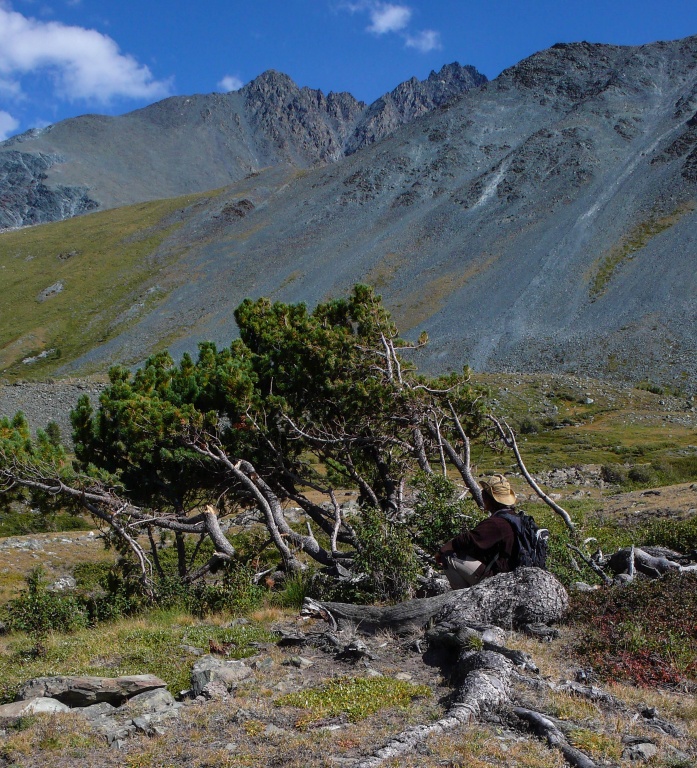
[17,674,167,707]
[0,697,70,722]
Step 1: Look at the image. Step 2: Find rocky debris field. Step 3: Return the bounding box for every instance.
[0,377,106,441]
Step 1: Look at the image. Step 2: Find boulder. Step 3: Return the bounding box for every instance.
[0,697,70,722]
[17,674,167,707]
[190,656,253,697]
[124,688,176,715]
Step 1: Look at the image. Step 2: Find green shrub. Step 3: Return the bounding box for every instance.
[517,416,540,434]
[640,515,697,553]
[409,472,480,554]
[3,568,88,638]
[627,465,653,484]
[190,561,265,617]
[272,571,313,609]
[353,505,420,602]
[601,464,627,485]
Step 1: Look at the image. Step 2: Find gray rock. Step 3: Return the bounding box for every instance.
[264,723,287,736]
[481,627,507,645]
[0,697,70,721]
[622,741,658,761]
[79,701,117,719]
[17,674,167,707]
[250,655,274,671]
[48,576,77,591]
[201,680,230,700]
[180,644,206,656]
[36,282,64,302]
[125,687,176,715]
[190,655,253,696]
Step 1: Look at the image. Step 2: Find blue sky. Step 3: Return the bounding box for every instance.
[1,0,697,140]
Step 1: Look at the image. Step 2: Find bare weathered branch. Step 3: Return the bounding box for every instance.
[488,415,575,532]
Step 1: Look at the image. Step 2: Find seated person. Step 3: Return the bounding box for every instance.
[436,473,519,589]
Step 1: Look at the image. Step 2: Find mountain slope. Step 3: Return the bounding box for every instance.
[0,64,486,229]
[2,37,697,389]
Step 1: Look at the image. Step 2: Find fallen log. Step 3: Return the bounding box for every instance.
[303,568,568,634]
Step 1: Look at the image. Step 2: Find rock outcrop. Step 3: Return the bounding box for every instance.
[0,63,485,228]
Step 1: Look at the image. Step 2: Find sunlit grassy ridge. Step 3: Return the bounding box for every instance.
[0,191,220,380]
[475,373,697,481]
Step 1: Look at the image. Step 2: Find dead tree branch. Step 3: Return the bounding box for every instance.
[488,416,575,532]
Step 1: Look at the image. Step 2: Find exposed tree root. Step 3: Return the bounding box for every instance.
[353,651,512,768]
[513,707,602,768]
[303,568,568,633]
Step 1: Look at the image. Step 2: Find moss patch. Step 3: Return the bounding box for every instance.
[276,675,431,727]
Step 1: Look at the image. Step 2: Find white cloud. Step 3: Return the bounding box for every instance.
[366,3,411,35]
[0,6,171,103]
[0,109,19,140]
[218,74,243,92]
[405,29,441,53]
[339,2,440,54]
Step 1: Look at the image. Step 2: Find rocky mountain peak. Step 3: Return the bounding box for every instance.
[345,61,487,154]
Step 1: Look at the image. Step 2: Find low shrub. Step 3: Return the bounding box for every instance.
[409,472,481,553]
[3,567,88,639]
[190,562,265,617]
[600,464,627,485]
[567,572,697,687]
[352,505,420,603]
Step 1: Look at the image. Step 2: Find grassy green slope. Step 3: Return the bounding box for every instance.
[0,191,219,380]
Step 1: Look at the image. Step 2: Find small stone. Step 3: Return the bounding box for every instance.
[264,723,287,736]
[481,627,506,645]
[79,701,117,719]
[201,680,230,700]
[395,672,412,681]
[622,742,658,761]
[284,656,314,669]
[190,655,253,696]
[250,656,274,671]
[180,644,206,656]
[132,717,151,735]
[126,688,176,714]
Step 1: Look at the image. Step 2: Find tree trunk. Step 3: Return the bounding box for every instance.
[303,568,568,633]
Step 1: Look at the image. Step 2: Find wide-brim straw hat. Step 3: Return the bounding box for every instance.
[481,473,517,506]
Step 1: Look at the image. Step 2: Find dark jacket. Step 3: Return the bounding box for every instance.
[451,510,517,576]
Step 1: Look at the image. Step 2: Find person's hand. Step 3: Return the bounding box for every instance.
[435,542,454,567]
